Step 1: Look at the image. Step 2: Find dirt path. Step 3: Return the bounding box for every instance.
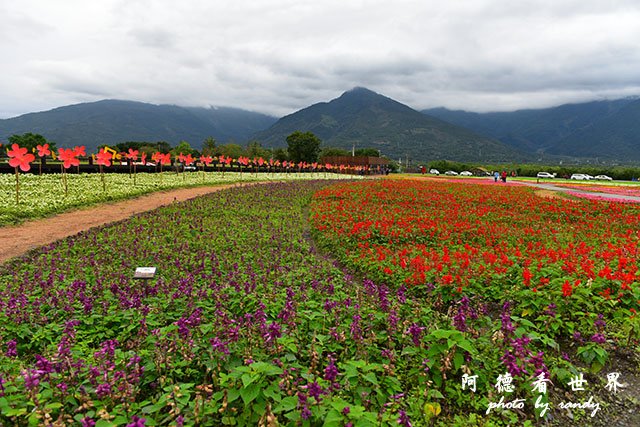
[0,182,267,264]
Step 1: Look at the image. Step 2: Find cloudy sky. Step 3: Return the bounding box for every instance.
[2,0,640,119]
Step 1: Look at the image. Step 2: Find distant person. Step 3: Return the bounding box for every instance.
[421,166,425,175]
[501,171,507,183]
[494,171,499,182]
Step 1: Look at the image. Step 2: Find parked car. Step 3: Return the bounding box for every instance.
[570,174,590,180]
[536,172,554,179]
[594,175,613,181]
[429,169,440,175]
[445,170,458,176]
[460,171,473,176]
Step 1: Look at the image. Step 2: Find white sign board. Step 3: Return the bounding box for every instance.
[133,267,157,279]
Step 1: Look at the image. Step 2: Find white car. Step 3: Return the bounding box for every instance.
[537,172,554,179]
[594,175,613,181]
[429,169,440,175]
[445,170,458,176]
[571,174,590,180]
[460,171,473,176]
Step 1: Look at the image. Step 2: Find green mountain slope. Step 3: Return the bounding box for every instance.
[0,100,276,153]
[422,98,636,155]
[250,87,527,163]
[547,99,640,160]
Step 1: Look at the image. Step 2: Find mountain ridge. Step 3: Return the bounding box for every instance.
[250,87,528,163]
[0,99,277,153]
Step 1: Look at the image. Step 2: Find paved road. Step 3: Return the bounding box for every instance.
[515,180,640,202]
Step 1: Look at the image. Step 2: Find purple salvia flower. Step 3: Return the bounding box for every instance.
[5,339,17,358]
[126,415,147,427]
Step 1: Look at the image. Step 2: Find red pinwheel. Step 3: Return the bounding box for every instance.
[71,146,85,174]
[127,148,139,161]
[7,143,35,204]
[199,155,213,181]
[37,144,50,157]
[127,148,140,183]
[8,143,35,172]
[58,148,79,169]
[96,148,113,191]
[157,153,171,184]
[74,145,86,157]
[96,148,113,167]
[141,152,147,165]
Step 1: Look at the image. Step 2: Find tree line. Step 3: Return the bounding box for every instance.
[2,132,392,165]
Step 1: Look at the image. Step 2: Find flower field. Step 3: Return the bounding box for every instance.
[1,178,639,425]
[0,171,351,226]
[310,179,640,422]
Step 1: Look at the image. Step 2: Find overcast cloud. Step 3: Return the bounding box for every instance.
[1,0,640,119]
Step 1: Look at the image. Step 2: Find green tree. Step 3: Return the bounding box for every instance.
[116,141,147,153]
[320,146,350,158]
[202,137,218,156]
[218,143,245,159]
[8,133,57,154]
[354,148,380,157]
[172,140,198,157]
[155,141,172,154]
[247,141,270,159]
[273,147,288,162]
[286,131,321,163]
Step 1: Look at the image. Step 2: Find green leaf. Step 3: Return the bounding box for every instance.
[273,396,298,413]
[363,372,378,385]
[453,352,464,371]
[323,409,344,426]
[241,373,259,387]
[227,389,241,403]
[240,384,261,405]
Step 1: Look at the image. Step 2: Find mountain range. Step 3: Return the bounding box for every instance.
[0,100,277,154]
[250,87,525,162]
[2,88,640,163]
[423,97,640,161]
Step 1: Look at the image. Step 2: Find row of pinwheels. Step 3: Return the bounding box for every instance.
[3,141,364,204]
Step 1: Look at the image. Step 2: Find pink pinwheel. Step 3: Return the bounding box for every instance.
[141,152,147,165]
[7,143,35,204]
[258,157,264,166]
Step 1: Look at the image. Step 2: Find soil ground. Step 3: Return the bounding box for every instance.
[0,182,267,264]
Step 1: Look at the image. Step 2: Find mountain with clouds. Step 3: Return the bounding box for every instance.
[250,87,527,163]
[0,100,277,154]
[422,97,640,160]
